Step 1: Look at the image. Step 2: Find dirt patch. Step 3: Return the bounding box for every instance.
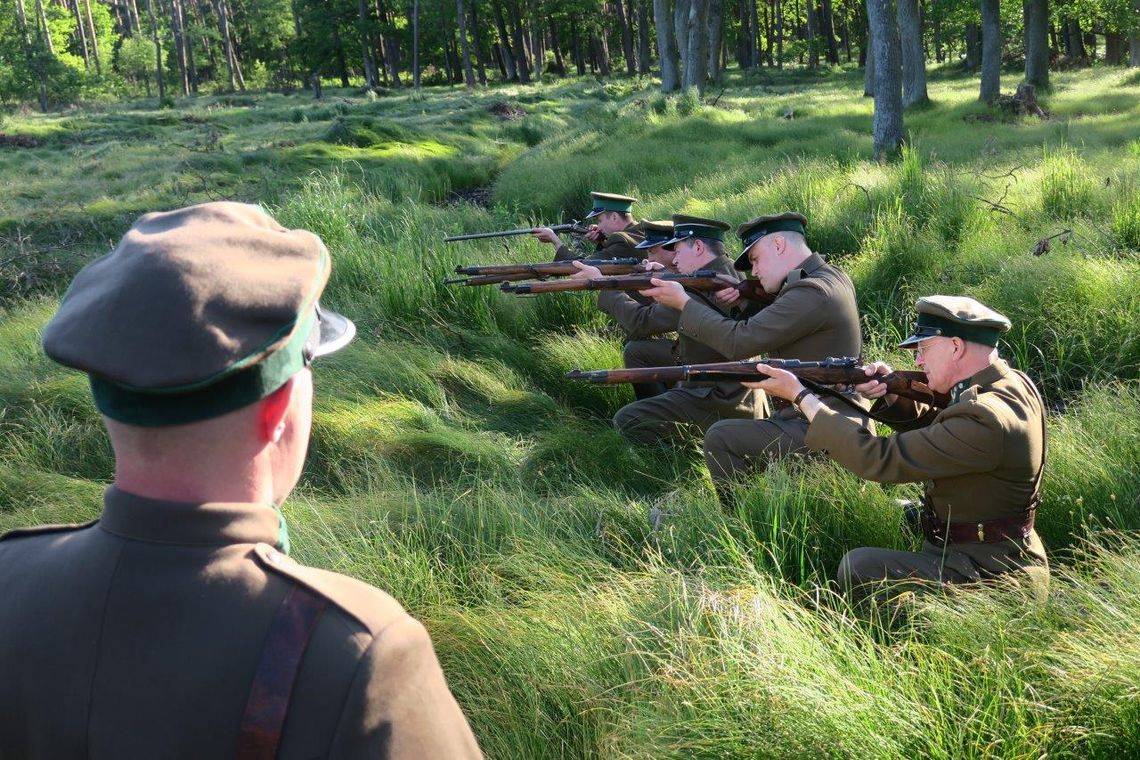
[488,101,527,120]
[0,133,41,148]
[441,186,493,207]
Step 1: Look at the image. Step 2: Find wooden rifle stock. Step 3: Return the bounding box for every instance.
[447,258,644,285]
[566,357,950,409]
[502,270,776,305]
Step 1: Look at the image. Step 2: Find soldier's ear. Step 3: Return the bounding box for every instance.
[259,378,295,444]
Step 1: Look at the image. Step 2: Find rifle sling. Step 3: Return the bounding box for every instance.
[236,584,328,759]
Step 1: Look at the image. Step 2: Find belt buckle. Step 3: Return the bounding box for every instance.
[977,522,985,542]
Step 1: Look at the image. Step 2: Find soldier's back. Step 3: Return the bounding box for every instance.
[0,488,482,760]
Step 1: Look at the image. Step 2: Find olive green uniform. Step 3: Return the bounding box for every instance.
[604,253,761,443]
[553,221,645,262]
[805,359,1049,599]
[0,488,483,759]
[676,253,869,484]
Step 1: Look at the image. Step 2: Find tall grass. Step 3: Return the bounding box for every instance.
[2,66,1140,758]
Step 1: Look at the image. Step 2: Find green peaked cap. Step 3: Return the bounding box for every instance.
[898,295,1012,349]
[660,214,731,249]
[585,192,638,219]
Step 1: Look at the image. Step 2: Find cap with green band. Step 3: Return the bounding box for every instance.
[584,191,637,219]
[660,214,731,249]
[42,202,356,427]
[733,211,808,270]
[634,219,675,250]
[897,295,1011,349]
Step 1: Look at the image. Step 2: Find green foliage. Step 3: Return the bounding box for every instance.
[4,68,1140,759]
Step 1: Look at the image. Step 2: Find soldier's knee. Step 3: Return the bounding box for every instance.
[613,403,657,444]
[702,422,735,479]
[836,547,884,592]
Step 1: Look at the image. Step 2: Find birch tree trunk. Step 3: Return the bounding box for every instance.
[682,0,709,91]
[866,0,903,158]
[897,0,927,106]
[979,0,1000,102]
[33,0,55,54]
[167,0,190,94]
[73,0,91,68]
[655,0,681,89]
[84,0,103,74]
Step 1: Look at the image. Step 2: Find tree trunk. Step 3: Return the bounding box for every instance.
[979,0,1000,103]
[735,0,750,65]
[655,0,681,89]
[167,0,190,94]
[412,0,421,87]
[13,0,48,111]
[861,23,870,94]
[358,0,379,88]
[214,0,238,90]
[33,0,55,54]
[805,0,819,66]
[493,0,517,79]
[637,0,652,71]
[456,0,476,85]
[129,0,143,32]
[471,0,488,84]
[775,0,784,68]
[821,0,839,63]
[615,0,636,73]
[707,0,724,81]
[529,0,543,78]
[866,0,903,158]
[751,0,761,66]
[1131,0,1140,67]
[964,22,980,69]
[1064,18,1086,60]
[571,17,585,74]
[1105,32,1124,64]
[73,0,91,68]
[897,0,927,106]
[507,0,531,81]
[145,0,166,99]
[682,0,709,90]
[1023,0,1049,88]
[674,0,691,71]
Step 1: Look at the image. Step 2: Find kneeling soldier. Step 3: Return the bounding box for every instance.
[747,296,1049,606]
[531,191,644,261]
[0,203,483,758]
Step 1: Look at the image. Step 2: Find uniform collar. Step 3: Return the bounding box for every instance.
[783,252,825,286]
[98,486,281,547]
[951,358,1009,403]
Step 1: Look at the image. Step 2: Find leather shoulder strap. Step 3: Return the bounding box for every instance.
[236,584,328,759]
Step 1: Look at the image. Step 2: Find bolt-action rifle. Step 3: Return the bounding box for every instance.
[444,221,590,243]
[500,270,777,306]
[566,356,950,409]
[445,258,645,286]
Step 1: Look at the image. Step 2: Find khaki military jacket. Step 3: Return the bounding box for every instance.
[554,220,645,262]
[676,252,861,362]
[597,254,752,403]
[806,359,1046,527]
[0,487,482,760]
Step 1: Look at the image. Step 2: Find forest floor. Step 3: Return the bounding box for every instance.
[3,64,1140,758]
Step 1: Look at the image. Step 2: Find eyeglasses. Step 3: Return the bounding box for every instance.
[913,337,943,360]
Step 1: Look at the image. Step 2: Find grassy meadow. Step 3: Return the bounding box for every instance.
[2,64,1140,757]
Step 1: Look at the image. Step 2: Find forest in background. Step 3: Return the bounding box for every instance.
[2,62,1140,755]
[1,0,1138,113]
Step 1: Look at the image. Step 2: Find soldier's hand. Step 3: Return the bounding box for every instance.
[570,260,603,279]
[715,286,742,304]
[641,260,667,271]
[741,364,804,401]
[640,278,690,310]
[855,361,898,405]
[531,227,561,245]
[585,225,605,242]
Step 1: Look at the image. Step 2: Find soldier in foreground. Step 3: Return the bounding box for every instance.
[581,214,762,443]
[745,296,1049,604]
[532,191,644,261]
[640,212,867,500]
[0,203,483,759]
[624,219,678,400]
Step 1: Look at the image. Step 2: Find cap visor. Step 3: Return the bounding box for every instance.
[732,251,751,271]
[658,234,686,249]
[634,238,659,250]
[313,305,357,358]
[584,209,603,220]
[896,334,924,350]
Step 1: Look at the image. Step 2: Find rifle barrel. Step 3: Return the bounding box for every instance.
[444,221,587,243]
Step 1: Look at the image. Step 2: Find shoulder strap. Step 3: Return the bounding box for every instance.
[236,584,328,760]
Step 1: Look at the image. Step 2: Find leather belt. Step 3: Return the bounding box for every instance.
[921,500,1036,546]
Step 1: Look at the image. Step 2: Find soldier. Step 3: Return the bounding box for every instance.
[0,203,483,758]
[531,191,644,261]
[582,214,761,443]
[641,212,867,497]
[623,219,677,400]
[747,296,1049,604]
